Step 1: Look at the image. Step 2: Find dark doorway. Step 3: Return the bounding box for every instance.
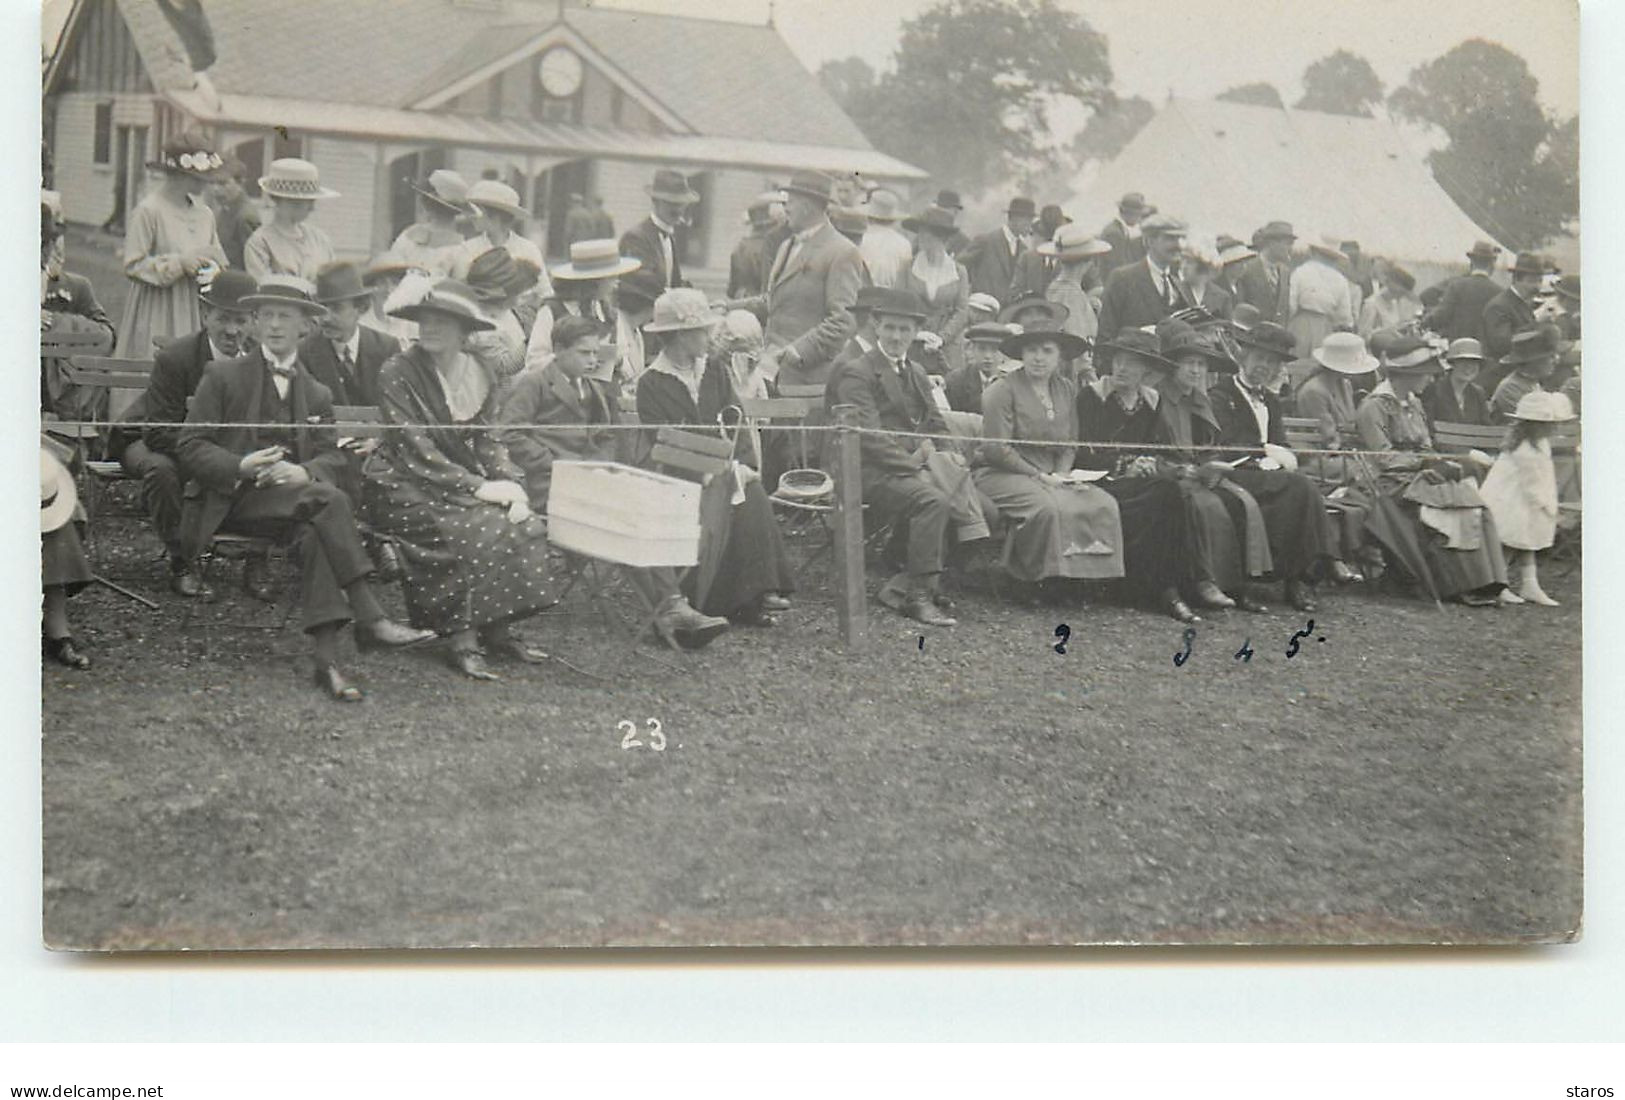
[388,147,450,241]
[530,158,592,259]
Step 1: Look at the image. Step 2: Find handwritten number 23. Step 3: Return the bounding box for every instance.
[618,718,666,751]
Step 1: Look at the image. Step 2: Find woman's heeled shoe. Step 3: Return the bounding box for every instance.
[447,647,500,681]
[313,664,363,702]
[43,635,91,670]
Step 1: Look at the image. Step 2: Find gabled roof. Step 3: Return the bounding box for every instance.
[1066,97,1508,267]
[87,0,874,153]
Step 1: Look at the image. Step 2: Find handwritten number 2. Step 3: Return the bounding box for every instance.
[1286,619,1315,659]
[1053,624,1071,655]
[1173,627,1197,668]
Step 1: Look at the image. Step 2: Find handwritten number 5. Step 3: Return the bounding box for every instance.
[1173,627,1196,668]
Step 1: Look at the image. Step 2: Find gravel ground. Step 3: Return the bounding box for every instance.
[42,505,1583,950]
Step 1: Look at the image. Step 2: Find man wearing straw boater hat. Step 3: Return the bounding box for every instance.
[827,288,973,628]
[961,195,1036,299]
[177,275,434,702]
[451,179,549,295]
[1098,191,1155,274]
[749,169,866,388]
[1422,239,1503,344]
[300,260,402,408]
[118,268,259,598]
[621,168,700,290]
[391,168,471,277]
[524,238,642,370]
[1481,251,1547,376]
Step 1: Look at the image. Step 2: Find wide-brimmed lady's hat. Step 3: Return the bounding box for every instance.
[1312,331,1379,375]
[866,287,929,322]
[362,251,423,286]
[411,169,471,213]
[198,269,259,312]
[1232,320,1297,362]
[965,292,1002,317]
[778,169,836,204]
[240,274,329,316]
[644,287,722,333]
[1039,224,1113,262]
[998,296,1069,326]
[551,238,643,281]
[466,179,528,219]
[388,279,496,330]
[259,158,339,200]
[1097,328,1175,372]
[1381,334,1445,374]
[647,168,701,205]
[1509,390,1576,423]
[1160,320,1237,371]
[40,446,77,534]
[999,324,1090,362]
[146,138,223,178]
[1509,251,1547,277]
[465,248,538,301]
[902,206,959,238]
[1499,327,1560,367]
[1443,337,1485,365]
[313,261,372,304]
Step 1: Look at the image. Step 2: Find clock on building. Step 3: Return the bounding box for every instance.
[538,46,584,99]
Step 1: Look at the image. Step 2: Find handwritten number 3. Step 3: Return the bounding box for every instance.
[1173,627,1196,668]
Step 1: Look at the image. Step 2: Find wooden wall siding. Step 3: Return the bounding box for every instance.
[60,0,152,96]
[448,51,665,134]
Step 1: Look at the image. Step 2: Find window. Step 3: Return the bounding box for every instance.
[92,102,113,165]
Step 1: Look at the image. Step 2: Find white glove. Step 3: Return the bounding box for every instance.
[1262,442,1299,472]
[507,499,533,524]
[475,479,527,507]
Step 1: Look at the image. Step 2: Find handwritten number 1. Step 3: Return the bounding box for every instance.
[1173,627,1196,667]
[1286,619,1315,659]
[1053,624,1071,655]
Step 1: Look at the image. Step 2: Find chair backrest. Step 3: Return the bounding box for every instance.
[1281,416,1321,452]
[766,382,828,467]
[332,404,386,439]
[62,356,154,392]
[41,328,114,357]
[649,425,733,484]
[1432,420,1506,455]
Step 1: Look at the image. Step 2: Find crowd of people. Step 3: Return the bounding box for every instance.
[40,133,1582,700]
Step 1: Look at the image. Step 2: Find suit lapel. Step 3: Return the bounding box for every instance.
[872,352,907,419]
[776,225,820,288]
[242,350,266,451]
[545,364,585,418]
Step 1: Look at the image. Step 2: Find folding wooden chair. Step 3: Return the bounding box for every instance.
[58,357,156,540]
[1432,420,1505,459]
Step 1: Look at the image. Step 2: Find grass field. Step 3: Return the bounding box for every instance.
[42,505,1583,950]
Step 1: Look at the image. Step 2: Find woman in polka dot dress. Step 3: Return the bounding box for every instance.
[366,281,557,680]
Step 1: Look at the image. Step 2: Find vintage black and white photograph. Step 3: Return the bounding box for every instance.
[37,0,1581,950]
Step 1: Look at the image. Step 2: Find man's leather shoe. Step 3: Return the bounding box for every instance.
[1284,580,1317,613]
[1165,597,1201,624]
[44,635,91,670]
[356,618,437,651]
[169,561,209,598]
[1235,590,1270,614]
[1195,581,1236,609]
[761,593,791,611]
[313,664,363,702]
[241,555,276,602]
[373,540,404,582]
[654,597,729,650]
[900,596,957,627]
[1328,559,1363,585]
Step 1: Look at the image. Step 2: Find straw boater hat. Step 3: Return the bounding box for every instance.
[465,179,528,219]
[313,261,372,305]
[240,274,329,317]
[198,269,258,312]
[1509,390,1576,423]
[550,238,642,281]
[644,287,722,333]
[411,169,471,212]
[999,323,1090,362]
[1233,321,1297,361]
[1312,331,1379,375]
[259,158,340,200]
[864,188,905,223]
[1443,338,1485,367]
[146,137,223,178]
[1039,224,1113,262]
[40,446,77,534]
[998,296,1069,326]
[902,206,959,238]
[388,279,496,330]
[1381,334,1445,374]
[645,168,701,205]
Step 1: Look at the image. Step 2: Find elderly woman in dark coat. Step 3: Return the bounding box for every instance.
[635,289,793,626]
[974,326,1122,603]
[365,280,559,680]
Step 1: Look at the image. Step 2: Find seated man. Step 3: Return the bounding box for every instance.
[177,276,434,702]
[943,322,1013,414]
[118,269,256,596]
[300,260,401,407]
[498,315,729,648]
[828,288,982,627]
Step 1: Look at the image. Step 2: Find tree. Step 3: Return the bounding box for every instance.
[816,57,880,115]
[817,0,1114,194]
[1389,39,1579,249]
[1296,50,1383,116]
[1216,82,1284,108]
[1071,93,1156,165]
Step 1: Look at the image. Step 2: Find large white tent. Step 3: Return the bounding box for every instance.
[1065,97,1510,286]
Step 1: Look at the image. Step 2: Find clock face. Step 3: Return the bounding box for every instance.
[538,47,584,99]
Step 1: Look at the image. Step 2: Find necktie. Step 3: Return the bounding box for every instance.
[338,344,354,384]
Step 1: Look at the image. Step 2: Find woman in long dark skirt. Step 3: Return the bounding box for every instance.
[635,289,793,626]
[365,280,558,680]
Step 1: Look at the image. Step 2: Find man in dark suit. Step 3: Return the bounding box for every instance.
[177,276,432,702]
[1232,221,1295,324]
[1096,214,1191,341]
[300,261,401,408]
[929,189,972,256]
[619,168,699,290]
[942,322,1010,414]
[827,289,961,627]
[1097,191,1154,274]
[960,196,1036,299]
[1422,240,1503,344]
[118,269,256,596]
[1480,251,1546,391]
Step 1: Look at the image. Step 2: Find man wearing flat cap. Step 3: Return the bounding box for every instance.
[746,169,866,388]
[1096,213,1190,341]
[1422,240,1503,345]
[1233,221,1296,324]
[1099,192,1154,275]
[621,168,700,290]
[960,196,1036,299]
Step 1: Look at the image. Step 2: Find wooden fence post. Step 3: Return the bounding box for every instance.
[830,403,867,648]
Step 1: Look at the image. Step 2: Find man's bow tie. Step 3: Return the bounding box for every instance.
[269,362,297,379]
